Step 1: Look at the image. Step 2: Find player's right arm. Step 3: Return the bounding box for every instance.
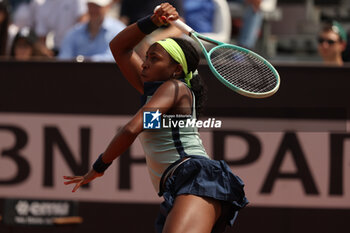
[109,23,146,94]
[109,4,172,94]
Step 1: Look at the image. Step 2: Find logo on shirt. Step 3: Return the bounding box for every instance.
[143,110,162,129]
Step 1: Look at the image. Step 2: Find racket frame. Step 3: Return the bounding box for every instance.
[171,19,280,98]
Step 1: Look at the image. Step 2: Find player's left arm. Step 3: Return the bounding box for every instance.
[63,80,183,192]
[101,80,183,162]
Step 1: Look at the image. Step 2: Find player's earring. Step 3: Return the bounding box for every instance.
[172,72,176,78]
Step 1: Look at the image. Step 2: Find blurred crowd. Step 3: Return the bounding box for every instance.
[0,0,125,61]
[0,0,349,65]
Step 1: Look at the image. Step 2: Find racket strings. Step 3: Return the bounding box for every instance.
[210,47,277,93]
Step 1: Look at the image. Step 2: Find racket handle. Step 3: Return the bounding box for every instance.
[154,5,193,35]
[170,19,193,35]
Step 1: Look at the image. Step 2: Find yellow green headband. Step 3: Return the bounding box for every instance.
[156,38,193,87]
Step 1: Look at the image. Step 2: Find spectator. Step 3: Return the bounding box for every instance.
[31,0,88,56]
[317,21,347,66]
[10,27,48,60]
[0,0,9,57]
[12,0,34,29]
[58,0,125,62]
[106,0,122,19]
[0,0,21,58]
[229,0,264,49]
[183,0,215,33]
[183,0,233,46]
[342,32,350,62]
[8,0,30,13]
[183,0,263,49]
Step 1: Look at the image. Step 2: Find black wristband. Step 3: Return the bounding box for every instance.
[137,15,159,34]
[93,154,112,173]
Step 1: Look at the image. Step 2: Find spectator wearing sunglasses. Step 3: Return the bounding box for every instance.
[317,21,347,66]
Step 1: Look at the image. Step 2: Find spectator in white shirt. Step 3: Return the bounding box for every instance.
[31,0,88,56]
[58,0,125,62]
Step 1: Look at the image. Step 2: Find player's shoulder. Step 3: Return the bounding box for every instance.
[157,79,189,93]
[152,79,188,97]
[162,79,188,88]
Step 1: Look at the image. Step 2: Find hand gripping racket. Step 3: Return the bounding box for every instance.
[156,10,280,98]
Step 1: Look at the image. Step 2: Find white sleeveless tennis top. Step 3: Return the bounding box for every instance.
[138,81,209,193]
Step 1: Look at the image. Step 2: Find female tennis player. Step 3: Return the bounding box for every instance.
[64,3,248,233]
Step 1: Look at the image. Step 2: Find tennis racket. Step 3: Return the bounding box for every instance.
[155,8,280,98]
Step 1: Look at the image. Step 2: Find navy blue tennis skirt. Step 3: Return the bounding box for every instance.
[155,155,249,233]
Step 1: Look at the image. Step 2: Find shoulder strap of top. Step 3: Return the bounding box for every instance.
[190,90,196,119]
